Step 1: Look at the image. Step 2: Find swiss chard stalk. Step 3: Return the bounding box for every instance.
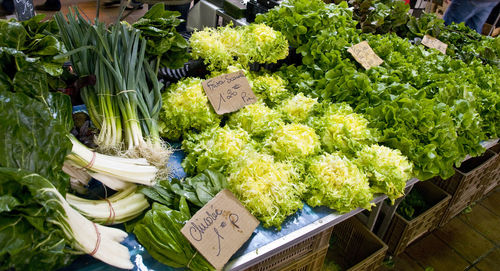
[0,168,133,270]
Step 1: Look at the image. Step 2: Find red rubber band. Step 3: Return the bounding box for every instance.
[89,222,101,256]
[104,198,116,225]
[84,152,97,169]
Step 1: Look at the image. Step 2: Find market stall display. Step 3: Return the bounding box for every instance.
[0,0,499,270]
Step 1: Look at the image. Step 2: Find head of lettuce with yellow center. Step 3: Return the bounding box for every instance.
[228,151,305,229]
[264,123,321,161]
[159,78,221,140]
[305,153,373,213]
[182,126,251,175]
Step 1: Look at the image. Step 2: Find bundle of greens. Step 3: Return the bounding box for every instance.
[0,15,66,78]
[0,168,133,270]
[66,185,150,225]
[0,70,132,269]
[355,144,413,202]
[182,126,251,175]
[366,95,460,180]
[159,77,221,140]
[396,187,429,220]
[134,200,215,270]
[305,153,373,213]
[133,3,189,71]
[189,23,288,71]
[228,152,305,229]
[140,169,228,208]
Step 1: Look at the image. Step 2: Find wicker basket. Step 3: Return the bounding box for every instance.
[433,149,498,226]
[243,226,333,271]
[327,217,388,271]
[483,143,500,195]
[383,181,451,256]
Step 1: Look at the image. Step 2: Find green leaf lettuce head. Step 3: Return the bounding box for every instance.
[250,73,291,107]
[278,93,319,123]
[305,153,373,213]
[366,95,461,180]
[134,200,215,270]
[159,77,221,140]
[310,103,378,154]
[355,144,413,202]
[182,126,251,175]
[228,151,305,229]
[263,123,321,161]
[227,102,283,138]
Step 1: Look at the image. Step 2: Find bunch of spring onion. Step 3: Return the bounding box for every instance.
[55,9,170,167]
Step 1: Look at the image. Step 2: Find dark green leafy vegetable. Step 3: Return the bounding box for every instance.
[133,3,189,70]
[0,168,78,271]
[134,200,215,270]
[0,15,66,77]
[335,0,410,34]
[140,169,228,208]
[397,188,429,220]
[0,82,72,193]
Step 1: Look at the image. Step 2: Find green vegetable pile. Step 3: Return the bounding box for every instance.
[189,23,289,71]
[133,3,189,70]
[134,200,215,270]
[169,68,413,227]
[259,0,500,180]
[335,0,410,34]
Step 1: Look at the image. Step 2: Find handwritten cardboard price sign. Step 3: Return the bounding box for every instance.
[202,70,257,115]
[347,41,384,70]
[421,35,448,54]
[14,0,35,21]
[181,189,259,270]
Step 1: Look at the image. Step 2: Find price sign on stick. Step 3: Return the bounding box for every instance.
[13,0,35,21]
[202,70,257,115]
[421,35,448,54]
[181,189,259,270]
[347,41,384,70]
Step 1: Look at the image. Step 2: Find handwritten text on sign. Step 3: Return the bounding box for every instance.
[421,35,447,54]
[14,0,35,21]
[347,41,384,70]
[181,189,259,270]
[202,70,257,115]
